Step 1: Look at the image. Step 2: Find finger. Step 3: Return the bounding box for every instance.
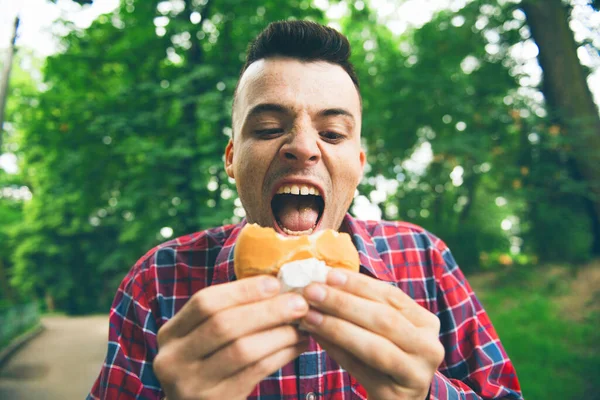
[303,284,435,352]
[311,332,389,391]
[158,275,280,344]
[172,339,309,400]
[203,325,308,381]
[313,333,422,399]
[299,310,422,385]
[325,269,436,328]
[183,292,309,358]
[216,341,310,399]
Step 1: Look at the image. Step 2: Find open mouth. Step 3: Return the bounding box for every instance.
[271,184,325,236]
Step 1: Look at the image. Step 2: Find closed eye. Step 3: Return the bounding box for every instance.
[320,131,345,143]
[255,129,284,139]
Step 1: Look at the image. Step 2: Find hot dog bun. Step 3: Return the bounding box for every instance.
[234,223,360,279]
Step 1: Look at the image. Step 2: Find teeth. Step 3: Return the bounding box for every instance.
[282,226,315,236]
[276,184,321,196]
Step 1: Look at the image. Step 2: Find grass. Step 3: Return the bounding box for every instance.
[0,322,41,353]
[468,264,600,400]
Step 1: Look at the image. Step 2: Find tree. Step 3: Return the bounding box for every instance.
[0,15,20,149]
[520,0,600,253]
[11,0,325,313]
[8,0,599,312]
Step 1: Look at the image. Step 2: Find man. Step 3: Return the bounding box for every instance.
[89,21,522,400]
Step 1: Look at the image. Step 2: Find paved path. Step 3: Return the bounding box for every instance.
[0,315,109,400]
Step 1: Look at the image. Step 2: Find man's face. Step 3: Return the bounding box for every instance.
[226,57,365,235]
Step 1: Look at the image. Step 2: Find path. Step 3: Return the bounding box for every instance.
[0,315,109,400]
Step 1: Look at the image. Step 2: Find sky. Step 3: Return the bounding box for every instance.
[0,0,120,55]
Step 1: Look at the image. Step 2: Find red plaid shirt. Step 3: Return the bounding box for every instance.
[88,214,522,399]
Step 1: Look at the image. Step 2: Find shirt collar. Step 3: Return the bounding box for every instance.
[342,214,396,283]
[213,214,394,284]
[211,219,247,285]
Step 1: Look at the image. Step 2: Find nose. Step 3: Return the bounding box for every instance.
[279,126,321,167]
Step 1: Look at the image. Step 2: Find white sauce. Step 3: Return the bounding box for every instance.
[277,258,330,293]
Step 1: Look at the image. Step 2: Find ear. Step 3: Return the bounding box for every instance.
[359,148,366,171]
[359,148,366,180]
[225,139,235,179]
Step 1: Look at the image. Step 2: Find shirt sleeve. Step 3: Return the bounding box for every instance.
[87,257,164,400]
[428,241,523,399]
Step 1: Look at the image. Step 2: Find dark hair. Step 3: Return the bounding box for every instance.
[241,20,359,89]
[231,21,361,128]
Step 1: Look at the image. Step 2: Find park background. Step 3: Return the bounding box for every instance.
[0,0,599,398]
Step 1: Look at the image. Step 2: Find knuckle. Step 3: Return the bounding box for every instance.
[326,319,344,343]
[399,358,433,390]
[332,290,351,313]
[153,350,175,383]
[417,335,445,366]
[274,294,301,320]
[250,351,278,378]
[373,307,397,332]
[192,292,212,316]
[239,279,258,302]
[230,338,255,365]
[274,295,291,316]
[208,312,234,339]
[174,383,199,400]
[431,341,445,364]
[428,312,441,333]
[157,325,169,348]
[414,369,433,390]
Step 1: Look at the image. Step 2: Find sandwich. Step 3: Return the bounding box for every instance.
[234,223,360,291]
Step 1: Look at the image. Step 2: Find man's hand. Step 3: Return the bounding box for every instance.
[299,270,444,400]
[154,276,310,400]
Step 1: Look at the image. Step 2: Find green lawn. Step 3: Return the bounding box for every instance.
[468,265,600,400]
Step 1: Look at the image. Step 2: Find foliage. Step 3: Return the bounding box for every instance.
[0,52,40,304]
[470,266,600,399]
[7,0,326,313]
[345,0,598,269]
[1,0,598,312]
[344,0,533,271]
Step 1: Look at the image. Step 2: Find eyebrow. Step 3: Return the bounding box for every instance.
[246,103,355,125]
[318,108,354,120]
[246,103,291,120]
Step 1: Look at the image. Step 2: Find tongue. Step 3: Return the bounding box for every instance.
[275,196,320,232]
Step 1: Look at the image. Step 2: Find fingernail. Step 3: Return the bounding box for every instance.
[328,269,348,286]
[288,295,308,311]
[261,277,280,294]
[303,310,323,326]
[304,285,326,302]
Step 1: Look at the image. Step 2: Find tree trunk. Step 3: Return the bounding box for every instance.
[521,0,600,250]
[0,15,20,151]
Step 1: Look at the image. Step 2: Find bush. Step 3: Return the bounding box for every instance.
[527,199,593,264]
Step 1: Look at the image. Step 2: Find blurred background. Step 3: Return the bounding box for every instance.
[0,0,598,398]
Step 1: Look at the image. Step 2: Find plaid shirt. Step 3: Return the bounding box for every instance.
[89,214,522,399]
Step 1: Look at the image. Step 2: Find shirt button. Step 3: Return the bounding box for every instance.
[306,393,316,400]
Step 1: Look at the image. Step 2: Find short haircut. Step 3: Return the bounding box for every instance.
[232,20,361,129]
[242,20,359,89]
